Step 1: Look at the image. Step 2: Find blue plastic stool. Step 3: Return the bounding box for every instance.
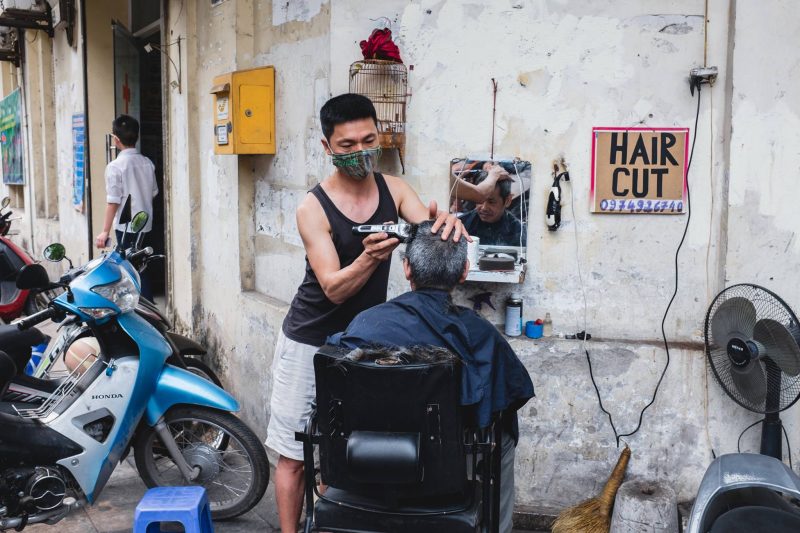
[133,486,214,533]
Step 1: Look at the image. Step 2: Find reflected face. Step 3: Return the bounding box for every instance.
[324,118,379,155]
[476,187,512,224]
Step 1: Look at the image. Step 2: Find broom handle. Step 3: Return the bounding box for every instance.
[597,446,631,510]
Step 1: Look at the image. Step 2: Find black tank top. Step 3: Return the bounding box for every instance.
[283,172,399,346]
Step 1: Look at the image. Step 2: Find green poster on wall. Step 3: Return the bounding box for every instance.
[0,89,23,185]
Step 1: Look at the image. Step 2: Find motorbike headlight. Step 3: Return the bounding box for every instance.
[90,271,140,313]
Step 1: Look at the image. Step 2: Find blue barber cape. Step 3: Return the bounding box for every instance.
[327,289,534,440]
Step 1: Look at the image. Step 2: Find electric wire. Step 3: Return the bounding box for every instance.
[568,168,620,441]
[448,159,469,211]
[737,417,765,453]
[512,160,527,259]
[581,86,703,447]
[734,417,794,470]
[783,423,793,470]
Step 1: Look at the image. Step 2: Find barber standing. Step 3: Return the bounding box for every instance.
[265,93,468,533]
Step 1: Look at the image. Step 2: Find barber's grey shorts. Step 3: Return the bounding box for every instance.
[265,331,320,461]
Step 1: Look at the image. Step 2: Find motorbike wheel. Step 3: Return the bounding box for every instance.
[133,406,269,520]
[181,358,230,451]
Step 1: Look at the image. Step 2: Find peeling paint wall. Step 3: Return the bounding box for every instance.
[327,0,730,508]
[163,0,800,513]
[162,0,332,442]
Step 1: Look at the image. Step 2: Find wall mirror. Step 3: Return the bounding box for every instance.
[449,156,531,282]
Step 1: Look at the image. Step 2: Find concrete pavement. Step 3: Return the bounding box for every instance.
[24,457,545,532]
[25,457,281,532]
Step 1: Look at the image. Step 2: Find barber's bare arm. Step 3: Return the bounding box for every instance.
[297,196,399,305]
[449,165,511,204]
[387,176,471,242]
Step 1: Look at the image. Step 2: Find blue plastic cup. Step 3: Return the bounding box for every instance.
[525,321,543,339]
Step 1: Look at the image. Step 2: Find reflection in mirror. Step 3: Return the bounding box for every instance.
[43,243,66,262]
[129,211,149,234]
[450,157,531,248]
[1,197,9,209]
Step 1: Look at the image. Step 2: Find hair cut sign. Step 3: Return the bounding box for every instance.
[590,127,689,214]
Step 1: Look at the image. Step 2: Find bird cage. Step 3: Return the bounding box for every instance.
[349,59,408,173]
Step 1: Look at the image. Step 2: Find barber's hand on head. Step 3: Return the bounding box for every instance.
[362,222,400,262]
[487,164,511,182]
[475,165,511,200]
[428,200,472,243]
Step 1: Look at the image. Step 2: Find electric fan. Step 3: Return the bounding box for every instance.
[704,284,800,460]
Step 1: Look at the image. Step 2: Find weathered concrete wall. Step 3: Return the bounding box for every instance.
[163,0,332,441]
[161,0,800,513]
[324,0,733,508]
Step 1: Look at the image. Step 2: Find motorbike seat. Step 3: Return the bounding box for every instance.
[3,373,59,404]
[0,324,47,373]
[0,350,17,396]
[710,505,800,532]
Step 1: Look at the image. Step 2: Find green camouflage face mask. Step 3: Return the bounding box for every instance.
[329,146,382,179]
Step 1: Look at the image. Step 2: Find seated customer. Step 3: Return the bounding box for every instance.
[461,172,526,246]
[328,220,534,533]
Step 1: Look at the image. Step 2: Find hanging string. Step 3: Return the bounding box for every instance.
[490,78,498,159]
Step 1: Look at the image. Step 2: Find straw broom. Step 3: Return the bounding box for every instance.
[551,446,631,533]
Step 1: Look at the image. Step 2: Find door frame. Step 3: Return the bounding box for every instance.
[111,8,173,312]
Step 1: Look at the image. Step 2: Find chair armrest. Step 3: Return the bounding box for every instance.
[294,406,320,444]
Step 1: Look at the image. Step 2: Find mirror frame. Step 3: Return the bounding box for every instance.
[43,243,67,263]
[129,211,149,234]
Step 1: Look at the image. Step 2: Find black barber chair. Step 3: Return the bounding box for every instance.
[295,345,501,533]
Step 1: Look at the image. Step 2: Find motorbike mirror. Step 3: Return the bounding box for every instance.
[43,242,66,262]
[16,263,50,290]
[130,211,149,234]
[1,197,9,209]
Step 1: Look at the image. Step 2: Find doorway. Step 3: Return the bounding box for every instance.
[111,3,166,303]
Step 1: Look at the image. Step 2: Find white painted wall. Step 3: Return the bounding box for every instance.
[328,0,730,508]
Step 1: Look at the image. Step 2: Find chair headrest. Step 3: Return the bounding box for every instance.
[347,431,421,485]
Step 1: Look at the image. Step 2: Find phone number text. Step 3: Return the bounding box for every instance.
[598,199,684,213]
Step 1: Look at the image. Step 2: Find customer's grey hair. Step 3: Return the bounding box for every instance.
[404,220,468,290]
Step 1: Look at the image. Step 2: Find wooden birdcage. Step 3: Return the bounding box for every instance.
[349,59,408,172]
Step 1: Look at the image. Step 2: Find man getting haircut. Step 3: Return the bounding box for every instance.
[329,220,534,533]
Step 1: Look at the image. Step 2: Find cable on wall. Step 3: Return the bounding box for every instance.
[579,85,704,447]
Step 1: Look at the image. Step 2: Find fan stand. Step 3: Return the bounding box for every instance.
[760,359,783,460]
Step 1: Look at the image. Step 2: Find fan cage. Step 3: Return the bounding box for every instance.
[704,283,800,414]
[349,60,408,171]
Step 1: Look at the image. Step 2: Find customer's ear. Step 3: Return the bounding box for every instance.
[459,260,470,284]
[403,258,412,281]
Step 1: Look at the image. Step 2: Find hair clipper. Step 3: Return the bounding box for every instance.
[546,159,570,231]
[352,223,413,242]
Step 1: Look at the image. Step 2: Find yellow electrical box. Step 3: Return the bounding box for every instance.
[210,66,276,155]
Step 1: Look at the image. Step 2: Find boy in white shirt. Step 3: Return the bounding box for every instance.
[94,114,158,299]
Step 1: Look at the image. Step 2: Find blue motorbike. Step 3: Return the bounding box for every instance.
[0,211,268,530]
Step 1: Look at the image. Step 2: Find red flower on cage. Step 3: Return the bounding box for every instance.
[360,28,403,63]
